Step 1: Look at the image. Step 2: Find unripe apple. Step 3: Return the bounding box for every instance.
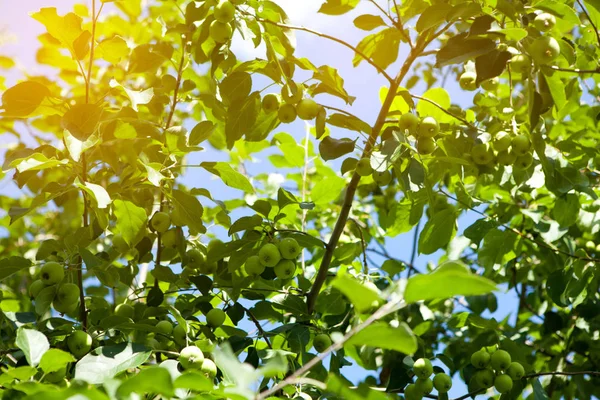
[209,20,232,43]
[475,368,495,388]
[262,93,280,113]
[40,262,65,285]
[29,279,46,298]
[472,143,494,165]
[206,308,226,327]
[490,349,511,371]
[515,153,534,169]
[404,384,423,400]
[45,366,67,383]
[53,297,79,314]
[258,243,281,267]
[150,211,171,233]
[179,345,205,370]
[510,54,531,75]
[414,377,433,394]
[296,98,320,120]
[529,36,560,64]
[471,349,491,369]
[162,229,181,249]
[67,330,92,358]
[281,83,304,104]
[274,259,296,279]
[173,324,187,346]
[186,249,205,270]
[506,361,525,380]
[494,374,513,393]
[278,238,301,259]
[201,358,218,378]
[459,71,477,91]
[278,103,297,123]
[511,134,531,155]
[481,77,499,91]
[214,0,235,23]
[198,260,218,275]
[413,358,433,379]
[534,12,556,32]
[356,158,373,176]
[433,373,452,393]
[493,131,512,152]
[245,255,265,275]
[417,137,436,155]
[399,113,419,132]
[115,303,135,319]
[372,170,392,186]
[56,283,80,305]
[497,149,517,165]
[313,333,332,353]
[419,116,439,138]
[156,320,174,335]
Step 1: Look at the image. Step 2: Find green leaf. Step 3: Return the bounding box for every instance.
[475,50,511,85]
[0,81,52,117]
[31,8,87,59]
[418,209,457,255]
[353,14,387,30]
[189,121,215,146]
[477,229,518,271]
[170,189,205,234]
[436,33,496,67]
[229,215,263,236]
[226,92,261,149]
[416,88,452,123]
[35,285,57,315]
[201,162,254,192]
[39,349,76,373]
[116,366,174,398]
[96,35,129,64]
[533,378,550,400]
[553,194,579,227]
[15,328,50,367]
[60,103,103,141]
[212,343,256,397]
[404,260,497,303]
[113,199,147,246]
[314,287,348,316]
[75,180,111,209]
[353,28,402,71]
[319,136,356,161]
[271,294,308,315]
[109,79,154,111]
[346,321,417,354]
[220,72,252,105]
[318,0,360,15]
[540,69,566,110]
[0,256,32,281]
[311,175,346,205]
[416,4,454,32]
[312,65,354,104]
[331,274,382,313]
[64,129,99,162]
[174,371,214,392]
[74,343,152,384]
[327,113,372,134]
[277,187,299,209]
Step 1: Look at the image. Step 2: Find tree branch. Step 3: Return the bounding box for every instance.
[410,94,481,131]
[243,305,273,349]
[525,370,600,378]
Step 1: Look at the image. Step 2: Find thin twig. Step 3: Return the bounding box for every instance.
[367,247,419,274]
[545,65,600,74]
[243,306,273,349]
[410,94,481,131]
[525,370,600,378]
[407,219,420,279]
[575,0,600,47]
[349,218,369,274]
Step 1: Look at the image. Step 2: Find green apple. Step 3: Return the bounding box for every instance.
[278,238,301,260]
[475,368,495,388]
[510,54,531,75]
[151,212,171,233]
[433,373,452,393]
[262,93,280,113]
[40,262,64,285]
[530,36,560,64]
[29,279,46,298]
[209,20,232,43]
[506,362,525,380]
[399,113,419,132]
[372,170,392,186]
[53,297,79,314]
[186,249,205,269]
[494,374,513,393]
[198,260,218,275]
[45,366,67,383]
[481,77,499,91]
[281,83,304,104]
[497,150,517,166]
[511,134,531,155]
[146,337,161,350]
[258,243,281,267]
[296,98,320,120]
[413,358,433,379]
[534,12,556,32]
[274,259,296,279]
[404,384,423,400]
[356,158,373,176]
[459,71,477,91]
[56,283,80,304]
[162,229,180,249]
[214,0,235,23]
[493,131,512,152]
[417,137,436,155]
[179,345,205,370]
[491,349,511,371]
[471,349,491,368]
[415,377,433,394]
[67,330,92,358]
[313,333,332,353]
[156,320,174,335]
[278,103,297,123]
[515,153,534,169]
[173,324,187,346]
[419,116,439,138]
[207,238,223,254]
[115,303,135,319]
[206,308,226,328]
[472,143,494,165]
[244,255,265,275]
[201,358,218,378]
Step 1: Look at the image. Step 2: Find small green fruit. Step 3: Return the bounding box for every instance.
[278,103,297,123]
[186,249,205,270]
[471,349,491,369]
[515,153,534,169]
[206,308,226,328]
[472,143,494,165]
[459,71,477,91]
[262,93,280,113]
[313,333,332,353]
[491,349,511,371]
[506,362,525,380]
[201,358,218,378]
[534,13,556,32]
[278,238,301,259]
[53,297,78,314]
[356,158,373,176]
[494,374,513,393]
[29,280,46,298]
[56,283,80,304]
[433,373,452,393]
[40,262,64,285]
[274,259,296,279]
[475,368,495,388]
[399,113,419,132]
[258,243,281,267]
[179,345,205,370]
[296,98,320,120]
[419,117,439,138]
[481,77,499,91]
[156,320,174,335]
[510,54,531,75]
[404,384,423,400]
[245,255,265,275]
[372,170,392,186]
[67,331,92,358]
[493,131,512,152]
[417,137,436,155]
[413,358,433,379]
[151,211,171,233]
[414,377,433,394]
[511,134,531,155]
[209,20,232,43]
[115,303,135,319]
[214,0,235,23]
[497,149,517,165]
[162,229,181,249]
[281,83,304,104]
[173,324,187,346]
[530,36,561,64]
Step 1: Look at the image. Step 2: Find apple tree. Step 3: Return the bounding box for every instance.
[0,0,599,399]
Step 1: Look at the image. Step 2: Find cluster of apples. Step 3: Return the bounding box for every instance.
[243,237,303,280]
[353,157,393,186]
[29,262,80,315]
[178,345,218,378]
[471,130,534,169]
[404,358,453,400]
[208,0,240,44]
[471,348,525,393]
[396,113,440,155]
[262,82,323,124]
